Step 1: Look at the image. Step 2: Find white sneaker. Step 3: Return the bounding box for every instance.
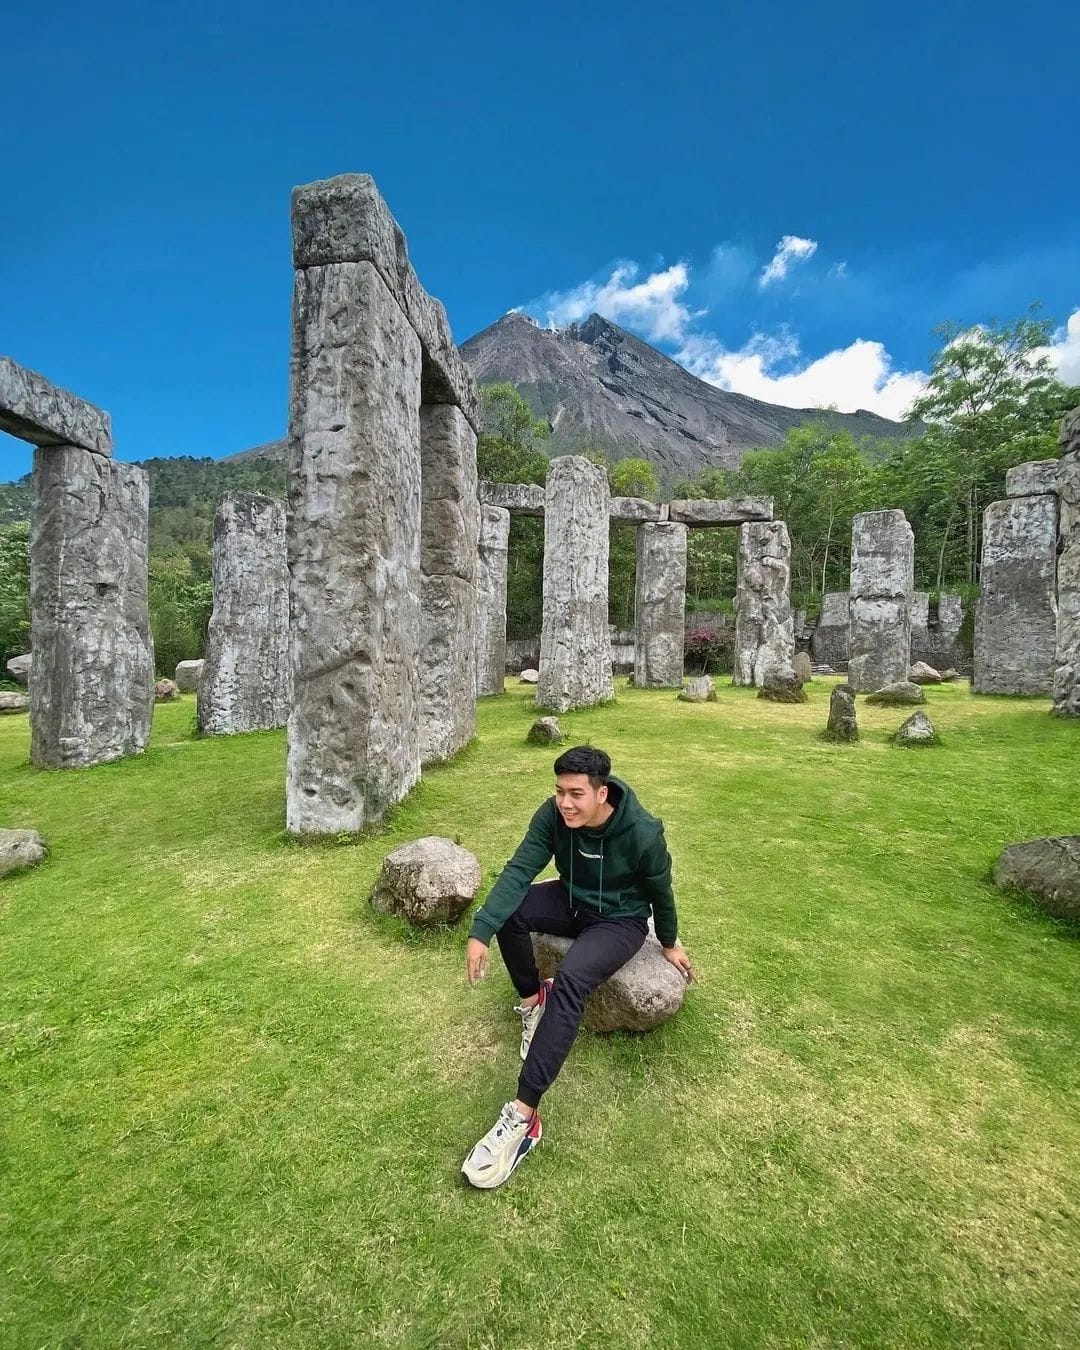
[515,978,553,1062]
[461,1102,542,1189]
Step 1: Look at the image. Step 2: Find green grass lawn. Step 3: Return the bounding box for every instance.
[1,679,1078,1349]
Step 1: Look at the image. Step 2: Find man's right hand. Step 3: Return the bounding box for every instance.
[466,938,489,986]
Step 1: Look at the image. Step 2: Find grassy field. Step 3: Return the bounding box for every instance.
[1,679,1078,1349]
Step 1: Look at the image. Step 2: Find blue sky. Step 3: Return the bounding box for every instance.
[2,0,1078,480]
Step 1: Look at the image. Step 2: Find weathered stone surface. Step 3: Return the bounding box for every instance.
[824,684,858,741]
[174,659,204,693]
[1005,459,1059,497]
[894,710,937,745]
[532,925,687,1031]
[478,480,545,516]
[973,494,1057,695]
[993,836,1080,922]
[757,668,807,703]
[848,511,914,693]
[0,693,29,714]
[0,356,113,455]
[910,591,965,673]
[733,520,793,687]
[810,591,851,668]
[198,495,289,737]
[865,680,925,706]
[610,496,662,524]
[287,258,422,833]
[291,175,478,429]
[154,679,180,702]
[1053,420,1080,716]
[633,523,687,688]
[6,654,30,685]
[527,715,566,745]
[792,651,813,683]
[909,661,942,684]
[519,668,539,684]
[0,828,47,877]
[1060,409,1080,538]
[420,404,478,763]
[667,497,774,526]
[476,506,510,697]
[538,457,613,712]
[678,676,716,703]
[30,447,153,768]
[369,836,481,926]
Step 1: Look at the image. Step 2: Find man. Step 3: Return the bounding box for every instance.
[461,745,693,1189]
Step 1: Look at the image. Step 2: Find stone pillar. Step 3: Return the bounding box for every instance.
[810,592,850,668]
[538,456,613,712]
[633,522,687,688]
[286,224,423,834]
[29,446,153,767]
[848,510,914,693]
[973,495,1058,695]
[1053,408,1080,716]
[732,520,794,686]
[198,494,289,736]
[419,404,479,762]
[476,505,510,696]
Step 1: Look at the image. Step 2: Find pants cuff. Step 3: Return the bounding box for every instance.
[516,1079,543,1110]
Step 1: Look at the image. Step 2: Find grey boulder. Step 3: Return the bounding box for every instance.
[527,716,566,746]
[909,661,943,684]
[519,668,539,684]
[0,828,47,878]
[894,710,938,746]
[532,926,688,1031]
[993,837,1080,922]
[154,679,181,702]
[792,651,813,683]
[865,681,925,706]
[0,693,29,715]
[678,676,717,703]
[369,837,482,927]
[757,668,807,703]
[824,684,858,742]
[174,659,204,693]
[5,654,30,685]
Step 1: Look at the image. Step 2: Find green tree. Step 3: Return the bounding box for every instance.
[608,457,659,501]
[147,553,213,678]
[0,521,30,670]
[476,383,550,486]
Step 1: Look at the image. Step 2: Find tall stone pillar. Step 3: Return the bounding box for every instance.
[286,190,423,834]
[198,494,289,736]
[973,494,1058,695]
[30,446,154,767]
[732,520,794,686]
[848,510,914,692]
[419,404,479,762]
[538,456,613,712]
[476,505,510,696]
[633,522,687,688]
[1053,409,1080,716]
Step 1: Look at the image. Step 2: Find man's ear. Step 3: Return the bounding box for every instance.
[597,783,608,804]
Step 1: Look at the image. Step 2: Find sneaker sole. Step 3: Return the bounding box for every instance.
[461,1118,542,1189]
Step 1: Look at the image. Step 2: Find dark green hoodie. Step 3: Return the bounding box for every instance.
[468,776,678,948]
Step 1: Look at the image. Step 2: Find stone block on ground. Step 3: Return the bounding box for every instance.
[792,651,813,683]
[894,710,938,746]
[527,716,566,746]
[154,679,180,702]
[519,668,539,684]
[757,668,807,703]
[0,828,47,878]
[369,837,482,927]
[993,837,1080,922]
[6,654,30,685]
[174,659,204,693]
[909,661,943,684]
[531,927,688,1031]
[865,681,925,706]
[824,684,858,742]
[678,676,716,703]
[0,693,29,714]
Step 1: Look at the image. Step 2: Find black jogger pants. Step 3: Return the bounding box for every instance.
[495,879,648,1110]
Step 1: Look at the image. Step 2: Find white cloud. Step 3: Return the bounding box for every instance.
[1039,307,1080,385]
[679,331,927,421]
[531,261,697,343]
[760,235,818,287]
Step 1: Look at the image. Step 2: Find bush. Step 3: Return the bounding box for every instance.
[683,624,734,675]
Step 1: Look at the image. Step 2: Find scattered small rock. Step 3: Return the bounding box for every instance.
[678,676,717,703]
[154,679,181,702]
[939,669,960,682]
[909,661,943,684]
[0,693,29,715]
[894,710,938,746]
[993,837,1080,922]
[174,659,204,693]
[757,668,808,703]
[823,684,859,742]
[369,836,482,927]
[519,668,539,684]
[0,828,47,878]
[865,680,925,707]
[792,651,814,683]
[527,716,566,746]
[5,654,30,686]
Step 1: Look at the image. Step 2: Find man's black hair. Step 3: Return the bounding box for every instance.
[553,745,611,788]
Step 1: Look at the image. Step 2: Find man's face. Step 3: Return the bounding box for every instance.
[554,773,608,829]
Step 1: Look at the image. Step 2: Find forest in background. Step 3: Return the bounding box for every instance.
[1,313,1075,675]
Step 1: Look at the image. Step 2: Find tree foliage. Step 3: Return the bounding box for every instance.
[0,522,30,670]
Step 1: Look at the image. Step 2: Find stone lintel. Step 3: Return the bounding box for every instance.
[291,174,478,430]
[478,480,546,515]
[667,497,774,526]
[1005,459,1059,497]
[0,356,113,455]
[609,496,662,524]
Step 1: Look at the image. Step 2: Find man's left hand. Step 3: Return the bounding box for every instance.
[662,946,694,982]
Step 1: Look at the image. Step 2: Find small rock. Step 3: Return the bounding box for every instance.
[993,837,1080,922]
[865,680,925,707]
[527,716,566,746]
[154,679,181,702]
[174,659,204,693]
[0,693,29,715]
[5,653,30,686]
[823,683,858,742]
[909,661,943,684]
[939,669,960,682]
[757,667,807,704]
[0,828,47,878]
[894,710,938,746]
[532,924,688,1031]
[519,668,539,684]
[369,836,482,927]
[678,676,717,703]
[792,651,813,683]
